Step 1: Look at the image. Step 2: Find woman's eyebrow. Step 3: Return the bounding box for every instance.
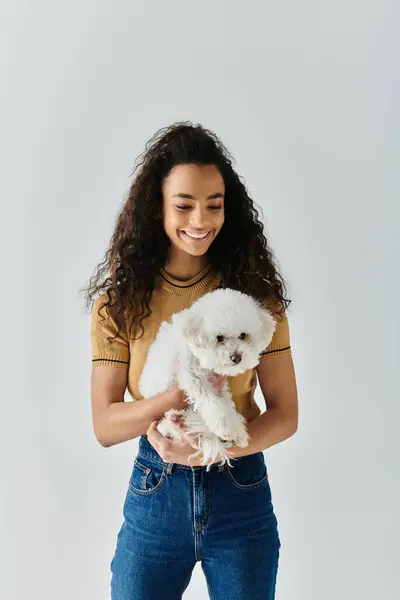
[172,193,224,200]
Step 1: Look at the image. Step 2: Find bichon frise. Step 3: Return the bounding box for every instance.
[139,288,276,470]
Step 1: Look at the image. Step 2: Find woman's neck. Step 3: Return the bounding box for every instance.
[163,248,209,281]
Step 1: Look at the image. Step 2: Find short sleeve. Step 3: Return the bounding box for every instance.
[260,305,292,360]
[91,294,130,367]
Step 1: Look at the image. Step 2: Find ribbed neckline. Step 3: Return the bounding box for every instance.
[158,263,218,295]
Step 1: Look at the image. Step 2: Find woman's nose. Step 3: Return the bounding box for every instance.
[189,207,208,227]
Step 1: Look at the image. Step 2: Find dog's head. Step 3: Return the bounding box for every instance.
[172,288,277,375]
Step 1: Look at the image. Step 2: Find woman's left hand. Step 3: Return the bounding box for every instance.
[147,421,201,467]
[146,420,217,467]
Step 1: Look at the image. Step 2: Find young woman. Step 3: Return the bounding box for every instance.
[84,122,298,599]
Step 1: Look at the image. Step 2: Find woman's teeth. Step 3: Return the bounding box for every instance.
[180,230,211,241]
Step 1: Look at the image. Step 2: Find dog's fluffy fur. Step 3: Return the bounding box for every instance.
[139,288,276,470]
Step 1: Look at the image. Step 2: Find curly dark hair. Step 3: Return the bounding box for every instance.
[80,121,292,342]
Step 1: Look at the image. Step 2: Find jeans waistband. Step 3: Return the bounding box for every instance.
[138,434,228,471]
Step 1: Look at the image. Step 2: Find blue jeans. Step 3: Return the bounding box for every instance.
[110,434,281,599]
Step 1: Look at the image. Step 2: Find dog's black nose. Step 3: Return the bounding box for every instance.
[230,352,242,364]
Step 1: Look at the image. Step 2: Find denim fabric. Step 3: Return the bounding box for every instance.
[110,434,281,599]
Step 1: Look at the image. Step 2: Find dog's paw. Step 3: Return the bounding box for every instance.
[197,436,235,470]
[163,409,201,442]
[226,412,250,447]
[220,424,249,448]
[212,420,248,447]
[165,408,187,421]
[234,428,250,448]
[157,415,184,441]
[208,417,234,441]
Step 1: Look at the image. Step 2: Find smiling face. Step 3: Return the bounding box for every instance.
[161,163,225,259]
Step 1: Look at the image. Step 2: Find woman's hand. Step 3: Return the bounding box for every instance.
[207,371,227,394]
[163,385,189,411]
[146,421,208,467]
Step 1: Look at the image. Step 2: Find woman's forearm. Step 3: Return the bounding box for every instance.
[96,389,181,448]
[228,408,297,459]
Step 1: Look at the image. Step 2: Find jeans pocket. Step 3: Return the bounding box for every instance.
[226,451,269,490]
[128,456,167,496]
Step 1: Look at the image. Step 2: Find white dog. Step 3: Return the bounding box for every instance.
[139,288,276,470]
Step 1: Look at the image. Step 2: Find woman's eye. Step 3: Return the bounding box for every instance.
[175,205,222,211]
[239,332,247,340]
[216,335,225,343]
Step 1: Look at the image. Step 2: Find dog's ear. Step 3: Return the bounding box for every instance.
[183,315,205,347]
[173,310,206,348]
[257,306,277,351]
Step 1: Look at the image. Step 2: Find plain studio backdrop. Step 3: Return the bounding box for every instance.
[1,1,398,598]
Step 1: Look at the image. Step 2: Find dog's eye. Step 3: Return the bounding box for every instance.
[239,332,247,340]
[216,335,225,343]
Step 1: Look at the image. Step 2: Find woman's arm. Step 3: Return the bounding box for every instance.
[228,353,298,458]
[91,365,188,447]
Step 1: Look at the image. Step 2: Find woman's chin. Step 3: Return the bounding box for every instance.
[176,240,212,257]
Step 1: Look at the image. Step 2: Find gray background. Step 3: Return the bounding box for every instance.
[1,1,398,598]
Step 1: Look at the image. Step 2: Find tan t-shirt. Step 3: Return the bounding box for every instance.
[91,264,292,422]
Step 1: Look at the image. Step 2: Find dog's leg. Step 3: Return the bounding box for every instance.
[182,370,246,442]
[199,380,250,447]
[205,380,250,447]
[181,407,212,436]
[180,369,228,434]
[157,408,206,445]
[219,404,250,448]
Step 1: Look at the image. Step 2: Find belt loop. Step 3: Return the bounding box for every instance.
[218,462,225,472]
[165,462,173,475]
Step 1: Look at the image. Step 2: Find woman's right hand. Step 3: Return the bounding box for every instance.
[165,370,227,412]
[164,384,189,411]
[207,371,228,394]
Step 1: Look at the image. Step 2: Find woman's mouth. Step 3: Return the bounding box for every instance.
[179,230,213,243]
